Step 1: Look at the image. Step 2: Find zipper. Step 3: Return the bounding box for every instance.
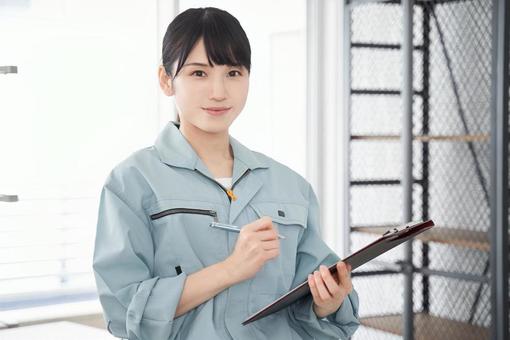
[226,169,251,201]
[232,169,251,190]
[150,208,218,221]
[198,169,252,203]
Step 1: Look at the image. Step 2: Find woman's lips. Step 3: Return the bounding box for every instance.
[203,107,231,116]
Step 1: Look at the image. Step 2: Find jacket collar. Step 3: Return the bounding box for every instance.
[154,121,270,172]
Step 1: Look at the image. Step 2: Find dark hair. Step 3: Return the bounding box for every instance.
[162,7,251,79]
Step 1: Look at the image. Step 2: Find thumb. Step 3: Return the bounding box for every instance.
[336,261,353,293]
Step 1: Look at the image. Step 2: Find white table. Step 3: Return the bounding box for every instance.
[0,321,116,340]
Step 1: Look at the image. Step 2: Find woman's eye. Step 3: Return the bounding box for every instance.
[191,70,206,77]
[228,70,242,77]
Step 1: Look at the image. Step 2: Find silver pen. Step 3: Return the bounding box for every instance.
[209,221,286,239]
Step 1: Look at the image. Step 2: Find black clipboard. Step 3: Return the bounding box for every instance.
[242,220,435,325]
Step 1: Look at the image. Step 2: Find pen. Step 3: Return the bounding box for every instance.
[209,221,286,239]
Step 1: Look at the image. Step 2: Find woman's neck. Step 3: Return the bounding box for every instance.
[179,120,234,177]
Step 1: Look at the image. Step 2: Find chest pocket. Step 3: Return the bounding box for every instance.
[148,200,226,277]
[249,202,308,291]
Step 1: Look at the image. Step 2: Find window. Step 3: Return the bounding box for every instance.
[0,0,163,309]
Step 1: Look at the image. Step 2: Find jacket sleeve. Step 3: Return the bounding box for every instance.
[286,184,360,340]
[93,181,189,340]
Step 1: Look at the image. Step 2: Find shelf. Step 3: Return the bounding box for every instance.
[351,179,424,186]
[351,42,424,50]
[349,0,401,6]
[349,0,472,6]
[351,134,490,142]
[351,225,490,251]
[361,313,489,340]
[351,89,424,96]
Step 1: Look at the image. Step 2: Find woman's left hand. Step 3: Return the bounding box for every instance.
[308,261,353,318]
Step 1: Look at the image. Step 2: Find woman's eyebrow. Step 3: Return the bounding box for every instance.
[182,62,210,68]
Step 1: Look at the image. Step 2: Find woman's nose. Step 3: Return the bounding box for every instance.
[209,77,227,101]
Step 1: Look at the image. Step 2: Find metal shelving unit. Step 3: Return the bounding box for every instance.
[343,0,509,339]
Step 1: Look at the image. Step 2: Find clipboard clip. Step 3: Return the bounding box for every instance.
[383,226,406,236]
[382,224,413,238]
[382,221,433,241]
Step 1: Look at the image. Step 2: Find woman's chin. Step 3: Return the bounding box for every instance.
[187,117,235,135]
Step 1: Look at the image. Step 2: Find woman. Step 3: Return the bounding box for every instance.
[93,7,359,340]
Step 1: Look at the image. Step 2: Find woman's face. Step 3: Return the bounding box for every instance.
[163,38,250,134]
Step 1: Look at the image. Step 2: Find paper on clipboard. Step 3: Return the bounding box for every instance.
[242,220,435,325]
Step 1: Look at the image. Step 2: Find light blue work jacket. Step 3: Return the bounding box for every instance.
[93,122,359,340]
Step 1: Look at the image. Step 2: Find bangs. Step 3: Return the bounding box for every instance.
[201,16,250,69]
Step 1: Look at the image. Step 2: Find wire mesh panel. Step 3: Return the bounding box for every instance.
[346,0,497,339]
[413,0,492,338]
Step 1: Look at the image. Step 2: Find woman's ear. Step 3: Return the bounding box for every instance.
[158,65,174,96]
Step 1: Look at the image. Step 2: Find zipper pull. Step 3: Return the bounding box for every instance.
[226,189,237,201]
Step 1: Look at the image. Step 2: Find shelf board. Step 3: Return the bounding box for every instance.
[351,134,490,142]
[361,313,489,340]
[351,42,425,50]
[349,0,401,7]
[351,179,424,186]
[351,89,424,96]
[351,225,490,251]
[349,0,472,6]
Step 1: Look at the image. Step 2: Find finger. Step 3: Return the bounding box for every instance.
[337,262,353,292]
[308,274,323,304]
[265,248,280,260]
[250,216,273,232]
[336,262,349,282]
[314,271,332,301]
[256,229,278,241]
[319,265,340,297]
[262,239,280,250]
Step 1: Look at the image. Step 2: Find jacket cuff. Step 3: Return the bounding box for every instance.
[327,290,360,329]
[126,273,187,339]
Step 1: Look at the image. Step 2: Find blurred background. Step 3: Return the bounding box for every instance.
[0,0,508,339]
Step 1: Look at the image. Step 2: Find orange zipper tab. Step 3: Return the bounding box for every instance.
[226,189,237,201]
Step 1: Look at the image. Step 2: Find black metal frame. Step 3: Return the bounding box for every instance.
[489,0,509,339]
[401,1,414,338]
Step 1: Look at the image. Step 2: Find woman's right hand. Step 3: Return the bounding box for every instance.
[222,216,280,285]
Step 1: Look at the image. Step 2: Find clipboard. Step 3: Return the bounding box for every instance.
[242,220,435,325]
